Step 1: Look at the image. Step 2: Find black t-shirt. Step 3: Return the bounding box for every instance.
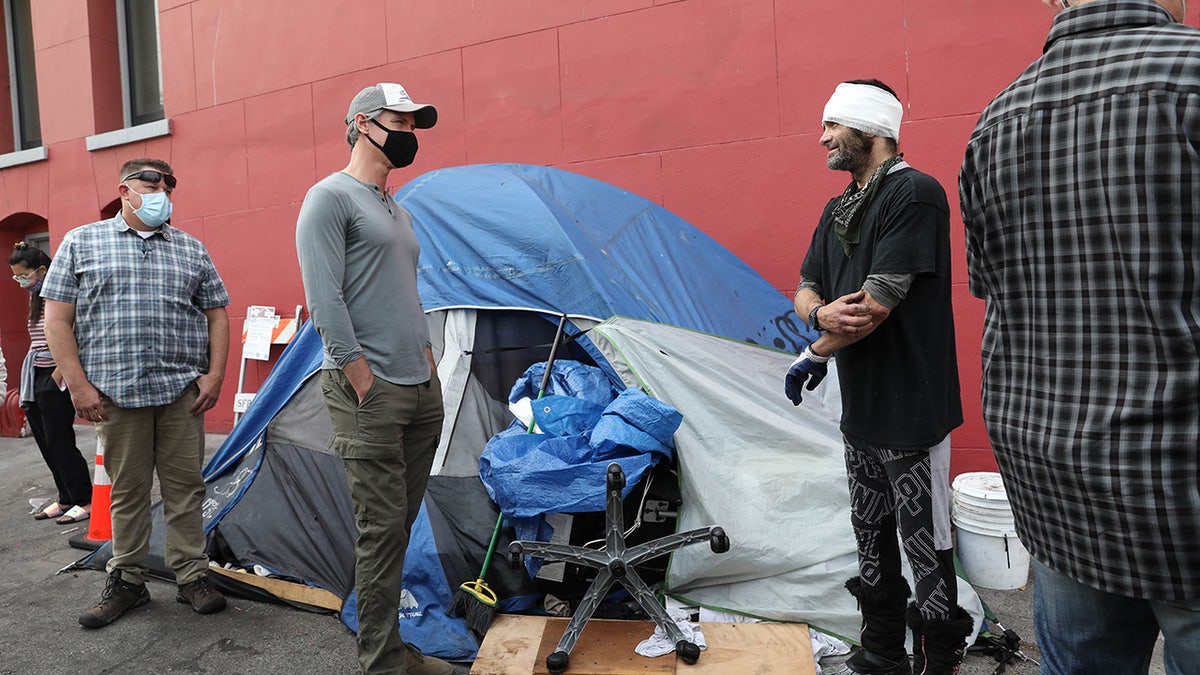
[800,166,963,449]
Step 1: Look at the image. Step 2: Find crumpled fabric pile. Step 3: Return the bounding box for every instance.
[634,607,707,657]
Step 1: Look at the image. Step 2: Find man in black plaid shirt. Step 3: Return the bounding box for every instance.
[961,1,1200,672]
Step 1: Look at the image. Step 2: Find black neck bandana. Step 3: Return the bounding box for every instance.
[832,154,904,257]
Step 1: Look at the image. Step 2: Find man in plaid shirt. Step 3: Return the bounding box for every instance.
[960,1,1200,672]
[43,158,231,629]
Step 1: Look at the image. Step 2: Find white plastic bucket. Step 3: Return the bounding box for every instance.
[954,519,1031,590]
[951,472,1030,590]
[951,498,1016,529]
[952,471,1010,503]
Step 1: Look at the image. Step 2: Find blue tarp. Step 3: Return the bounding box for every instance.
[480,361,681,559]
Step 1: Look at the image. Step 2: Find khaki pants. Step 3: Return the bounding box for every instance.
[98,384,209,586]
[321,369,444,675]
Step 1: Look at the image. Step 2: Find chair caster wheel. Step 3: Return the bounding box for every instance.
[547,650,569,674]
[507,542,524,570]
[606,462,625,491]
[710,526,729,553]
[677,640,700,664]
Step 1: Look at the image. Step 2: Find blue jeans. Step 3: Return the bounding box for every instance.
[1033,559,1200,675]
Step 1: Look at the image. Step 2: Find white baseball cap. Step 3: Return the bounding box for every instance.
[344,82,437,129]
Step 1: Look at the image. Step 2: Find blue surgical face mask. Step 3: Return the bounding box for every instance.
[131,190,173,228]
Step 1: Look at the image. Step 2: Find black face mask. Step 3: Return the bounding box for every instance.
[368,118,419,168]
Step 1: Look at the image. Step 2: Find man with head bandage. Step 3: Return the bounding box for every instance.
[821,81,904,146]
[785,79,969,675]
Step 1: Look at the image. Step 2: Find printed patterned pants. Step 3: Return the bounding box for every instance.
[844,435,957,620]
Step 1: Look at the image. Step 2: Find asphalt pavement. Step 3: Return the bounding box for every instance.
[0,424,367,675]
[0,424,1163,674]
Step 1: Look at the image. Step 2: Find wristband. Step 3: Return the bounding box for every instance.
[804,345,831,363]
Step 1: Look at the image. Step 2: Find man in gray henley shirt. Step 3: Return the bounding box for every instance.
[295,83,451,675]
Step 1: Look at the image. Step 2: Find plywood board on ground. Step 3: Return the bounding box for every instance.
[209,566,341,611]
[532,618,673,675]
[471,615,815,675]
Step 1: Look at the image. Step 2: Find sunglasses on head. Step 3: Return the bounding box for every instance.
[121,170,177,189]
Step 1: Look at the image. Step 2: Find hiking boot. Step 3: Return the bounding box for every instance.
[176,575,227,614]
[79,571,151,628]
[404,642,456,675]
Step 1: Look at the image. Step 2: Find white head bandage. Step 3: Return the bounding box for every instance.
[822,82,903,141]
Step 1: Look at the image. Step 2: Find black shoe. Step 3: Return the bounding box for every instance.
[176,575,227,614]
[846,648,913,675]
[79,571,151,628]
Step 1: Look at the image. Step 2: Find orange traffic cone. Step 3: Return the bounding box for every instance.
[69,437,112,551]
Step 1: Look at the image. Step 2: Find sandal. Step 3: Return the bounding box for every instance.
[56,504,90,525]
[34,502,67,520]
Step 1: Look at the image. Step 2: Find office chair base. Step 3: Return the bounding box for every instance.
[510,462,728,673]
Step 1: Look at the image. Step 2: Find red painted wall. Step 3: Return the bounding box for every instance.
[3,1,1190,471]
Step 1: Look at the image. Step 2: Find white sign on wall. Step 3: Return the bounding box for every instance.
[243,305,277,361]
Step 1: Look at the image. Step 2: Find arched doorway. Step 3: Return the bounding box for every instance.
[100,197,119,220]
[1,211,49,400]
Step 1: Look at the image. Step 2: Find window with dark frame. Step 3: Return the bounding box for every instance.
[6,0,40,150]
[26,232,49,255]
[121,0,163,126]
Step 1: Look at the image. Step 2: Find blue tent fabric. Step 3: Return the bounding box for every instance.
[203,320,325,481]
[398,163,814,353]
[339,502,479,660]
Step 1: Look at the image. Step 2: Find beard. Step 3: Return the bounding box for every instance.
[826,129,872,173]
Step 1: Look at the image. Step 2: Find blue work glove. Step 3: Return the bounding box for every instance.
[784,346,831,405]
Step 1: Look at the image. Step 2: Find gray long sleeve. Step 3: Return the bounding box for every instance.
[295,172,431,385]
[799,273,912,309]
